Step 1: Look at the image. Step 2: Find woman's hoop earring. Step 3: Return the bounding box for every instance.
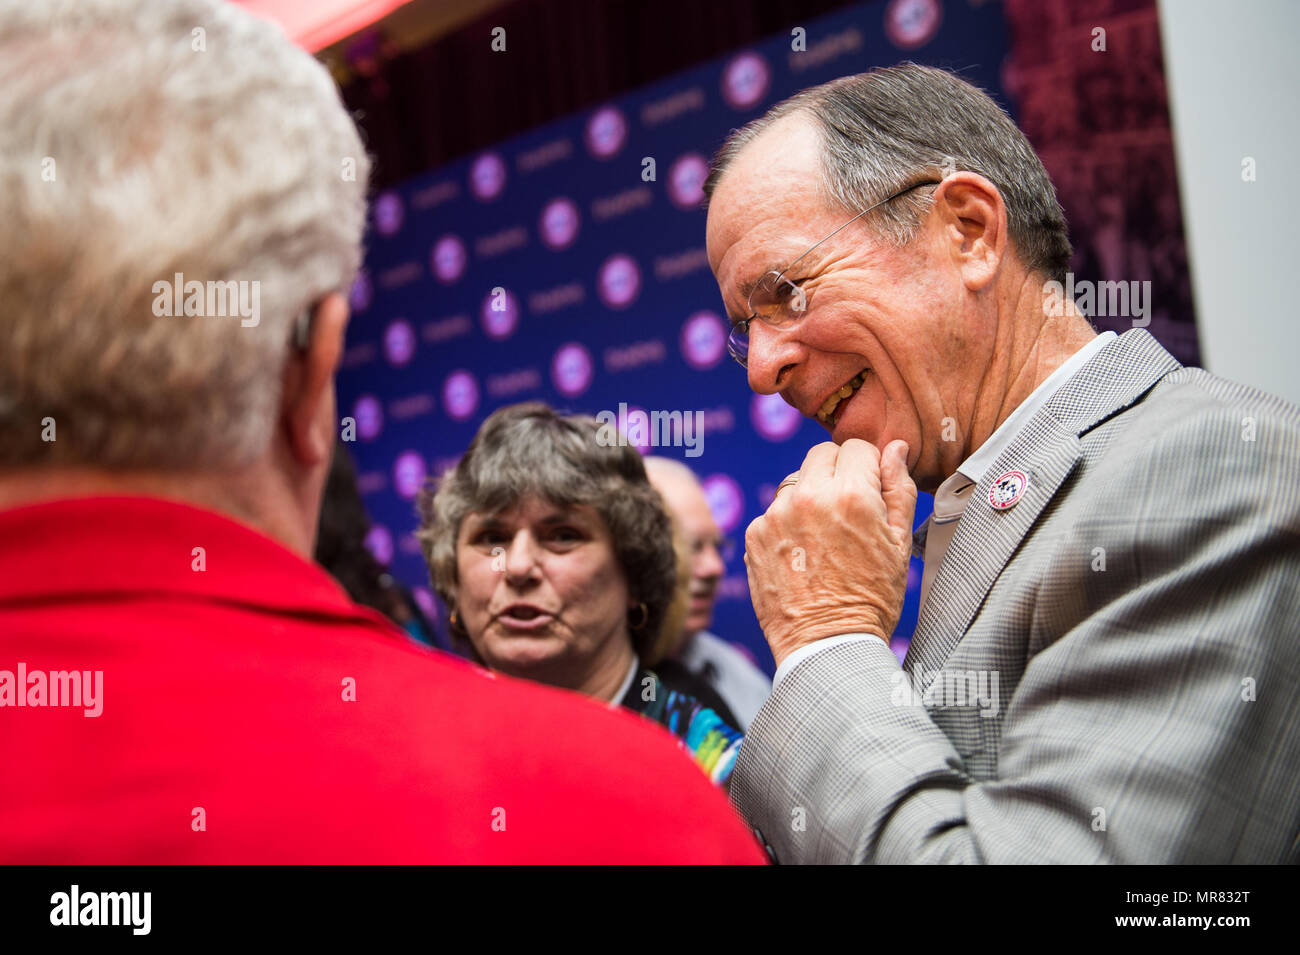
[629,602,649,631]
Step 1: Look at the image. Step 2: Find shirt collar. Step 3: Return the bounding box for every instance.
[609,654,640,706]
[955,331,1116,486]
[0,495,369,621]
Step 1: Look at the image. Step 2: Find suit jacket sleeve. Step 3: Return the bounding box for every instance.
[730,400,1300,863]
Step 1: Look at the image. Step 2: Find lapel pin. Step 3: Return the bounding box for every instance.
[989,470,1028,510]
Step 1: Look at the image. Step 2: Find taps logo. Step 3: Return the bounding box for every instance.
[373,191,405,236]
[751,392,803,441]
[539,197,581,251]
[470,152,508,201]
[551,342,594,398]
[392,452,427,501]
[442,370,481,421]
[480,288,520,341]
[681,311,727,370]
[721,52,770,110]
[431,235,468,284]
[885,0,942,50]
[383,319,417,366]
[668,153,709,209]
[364,524,395,565]
[584,106,628,159]
[702,474,745,534]
[597,254,641,309]
[353,395,384,441]
[349,270,373,312]
[989,470,1028,510]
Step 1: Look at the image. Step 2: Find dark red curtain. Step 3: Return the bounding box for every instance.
[342,0,856,190]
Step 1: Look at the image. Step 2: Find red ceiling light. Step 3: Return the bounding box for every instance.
[232,0,411,52]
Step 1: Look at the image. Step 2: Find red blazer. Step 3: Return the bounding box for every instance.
[0,497,764,864]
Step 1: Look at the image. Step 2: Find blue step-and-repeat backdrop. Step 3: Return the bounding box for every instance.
[337,0,1011,671]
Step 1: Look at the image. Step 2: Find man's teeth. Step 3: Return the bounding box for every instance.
[817,370,868,422]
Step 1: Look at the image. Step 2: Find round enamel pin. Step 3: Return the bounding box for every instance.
[989,470,1028,510]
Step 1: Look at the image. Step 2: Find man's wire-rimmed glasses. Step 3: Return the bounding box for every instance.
[727,179,942,368]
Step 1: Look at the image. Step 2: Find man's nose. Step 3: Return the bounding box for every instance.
[694,543,726,582]
[746,321,802,395]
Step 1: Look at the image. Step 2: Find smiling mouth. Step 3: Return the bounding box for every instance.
[816,369,869,425]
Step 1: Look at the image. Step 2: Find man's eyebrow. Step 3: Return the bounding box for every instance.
[737,264,785,298]
[725,263,786,323]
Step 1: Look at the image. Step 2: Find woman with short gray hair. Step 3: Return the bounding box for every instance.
[417,402,743,786]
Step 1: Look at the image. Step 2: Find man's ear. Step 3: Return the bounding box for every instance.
[931,172,1007,292]
[283,291,349,468]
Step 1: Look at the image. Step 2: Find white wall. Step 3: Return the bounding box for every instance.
[1159,0,1300,405]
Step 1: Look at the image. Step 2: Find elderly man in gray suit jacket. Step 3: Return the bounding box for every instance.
[703,63,1300,864]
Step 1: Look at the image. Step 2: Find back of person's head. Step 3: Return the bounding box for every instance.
[0,0,370,472]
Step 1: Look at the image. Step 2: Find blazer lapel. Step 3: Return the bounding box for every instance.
[905,417,1080,677]
[903,329,1183,678]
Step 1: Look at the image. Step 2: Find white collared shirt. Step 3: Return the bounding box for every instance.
[772,331,1117,692]
[609,654,639,706]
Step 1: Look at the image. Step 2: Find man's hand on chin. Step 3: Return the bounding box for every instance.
[744,438,917,669]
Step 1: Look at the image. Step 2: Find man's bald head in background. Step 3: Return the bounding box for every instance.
[645,458,727,642]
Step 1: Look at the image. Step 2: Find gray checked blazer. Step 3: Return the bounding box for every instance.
[731,329,1300,863]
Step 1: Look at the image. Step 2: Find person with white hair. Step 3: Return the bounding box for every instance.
[644,457,772,730]
[0,0,763,864]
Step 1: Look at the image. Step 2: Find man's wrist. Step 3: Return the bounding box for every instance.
[772,633,888,693]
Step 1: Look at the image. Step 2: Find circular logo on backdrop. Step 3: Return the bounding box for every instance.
[349,270,372,312]
[480,287,520,341]
[539,197,581,251]
[469,152,508,201]
[702,474,745,534]
[392,451,427,501]
[721,52,771,110]
[352,395,384,441]
[597,254,641,310]
[430,234,468,284]
[364,525,394,565]
[383,319,417,366]
[442,370,480,422]
[668,153,709,210]
[751,392,803,441]
[584,106,628,159]
[884,0,942,50]
[681,311,728,370]
[373,191,404,236]
[551,342,594,398]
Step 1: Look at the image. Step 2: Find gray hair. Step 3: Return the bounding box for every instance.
[416,402,677,661]
[0,0,371,469]
[704,63,1071,282]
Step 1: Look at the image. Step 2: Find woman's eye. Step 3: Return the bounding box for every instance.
[547,527,582,544]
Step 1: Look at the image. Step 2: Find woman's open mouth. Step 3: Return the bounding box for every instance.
[497,605,555,631]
